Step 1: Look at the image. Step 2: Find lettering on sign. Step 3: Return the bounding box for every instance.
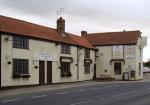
[112,45,123,59]
[124,46,135,58]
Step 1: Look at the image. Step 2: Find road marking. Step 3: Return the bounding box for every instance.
[70,100,93,105]
[2,98,20,103]
[105,86,112,88]
[101,97,105,100]
[77,89,87,92]
[56,91,69,95]
[110,90,137,98]
[32,95,47,98]
[146,87,150,90]
[115,85,121,87]
[91,87,101,90]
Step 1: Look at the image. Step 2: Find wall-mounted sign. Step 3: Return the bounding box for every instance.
[39,53,51,61]
[34,52,57,61]
[112,45,123,59]
[124,45,135,58]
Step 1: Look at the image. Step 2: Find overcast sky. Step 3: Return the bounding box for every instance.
[0,0,149,61]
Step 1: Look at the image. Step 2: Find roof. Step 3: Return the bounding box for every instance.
[84,31,141,46]
[66,33,95,49]
[0,15,77,45]
[0,15,95,49]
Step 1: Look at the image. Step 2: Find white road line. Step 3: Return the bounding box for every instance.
[70,100,93,105]
[101,97,105,100]
[115,85,121,87]
[77,89,87,92]
[110,90,137,98]
[2,98,20,103]
[56,91,69,95]
[146,87,150,90]
[32,95,47,98]
[105,86,112,88]
[91,87,101,90]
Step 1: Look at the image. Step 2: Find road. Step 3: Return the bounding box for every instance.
[1,82,150,105]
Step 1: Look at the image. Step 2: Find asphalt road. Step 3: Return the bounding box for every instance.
[1,82,150,105]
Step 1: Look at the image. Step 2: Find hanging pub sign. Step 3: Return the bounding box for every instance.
[112,45,123,59]
[124,45,135,58]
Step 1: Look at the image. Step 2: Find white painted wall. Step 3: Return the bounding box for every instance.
[95,37,145,80]
[78,48,95,81]
[1,34,95,87]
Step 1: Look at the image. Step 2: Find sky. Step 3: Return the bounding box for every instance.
[0,0,149,61]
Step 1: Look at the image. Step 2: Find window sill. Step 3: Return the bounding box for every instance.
[61,74,72,77]
[84,73,90,75]
[13,47,29,50]
[12,74,30,79]
[84,57,90,59]
[61,53,71,55]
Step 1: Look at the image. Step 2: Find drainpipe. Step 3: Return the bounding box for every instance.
[77,47,79,80]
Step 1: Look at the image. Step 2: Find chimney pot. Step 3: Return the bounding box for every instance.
[81,31,87,37]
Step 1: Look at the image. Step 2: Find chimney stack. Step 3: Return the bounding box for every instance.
[57,17,65,33]
[81,31,87,37]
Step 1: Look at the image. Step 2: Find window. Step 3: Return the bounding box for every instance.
[13,36,29,49]
[84,62,90,74]
[13,59,29,75]
[61,44,71,54]
[85,49,90,58]
[61,62,71,76]
[139,63,141,75]
[131,71,135,78]
[139,48,142,57]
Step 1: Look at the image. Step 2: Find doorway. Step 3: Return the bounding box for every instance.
[47,61,52,84]
[0,36,1,88]
[93,64,96,80]
[39,61,45,85]
[114,62,122,80]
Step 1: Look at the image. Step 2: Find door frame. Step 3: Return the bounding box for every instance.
[93,64,96,80]
[114,62,122,80]
[47,61,52,84]
[0,35,1,88]
[39,61,45,85]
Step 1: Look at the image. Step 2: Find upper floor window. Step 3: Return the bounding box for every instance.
[61,44,71,54]
[85,49,90,58]
[13,36,29,49]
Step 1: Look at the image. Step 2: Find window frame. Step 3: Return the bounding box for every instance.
[131,71,135,78]
[61,44,71,54]
[13,58,29,75]
[84,62,91,74]
[61,62,71,76]
[13,36,29,49]
[139,63,141,75]
[85,49,90,58]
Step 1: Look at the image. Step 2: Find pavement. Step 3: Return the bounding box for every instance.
[0,79,150,98]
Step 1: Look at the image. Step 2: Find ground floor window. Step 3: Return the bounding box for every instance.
[139,63,141,75]
[114,62,121,75]
[61,62,71,76]
[131,71,135,78]
[84,62,91,74]
[13,59,29,74]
